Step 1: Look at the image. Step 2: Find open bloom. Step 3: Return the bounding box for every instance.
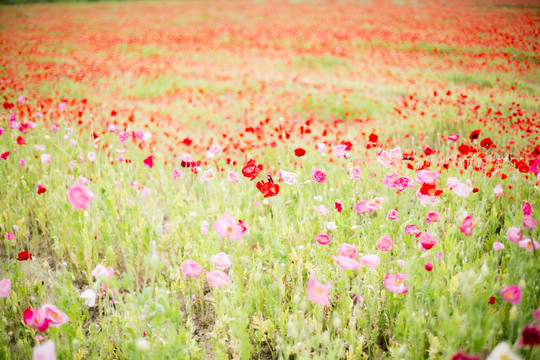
[312,169,326,183]
[353,200,372,214]
[349,167,361,179]
[213,214,244,240]
[173,168,185,180]
[80,289,97,307]
[256,180,279,197]
[210,253,231,270]
[337,243,357,258]
[315,234,331,245]
[359,254,380,270]
[23,308,50,332]
[92,264,114,279]
[494,184,505,198]
[387,209,398,220]
[67,184,94,210]
[202,169,215,181]
[376,236,394,251]
[425,212,440,223]
[281,171,297,185]
[486,342,521,360]
[507,227,523,244]
[0,279,11,298]
[40,304,69,327]
[501,285,522,305]
[333,256,361,270]
[206,271,229,288]
[460,215,474,236]
[181,259,203,278]
[227,171,240,184]
[419,232,437,250]
[523,215,537,230]
[306,275,332,306]
[519,239,539,251]
[384,273,408,294]
[518,324,540,347]
[33,340,56,360]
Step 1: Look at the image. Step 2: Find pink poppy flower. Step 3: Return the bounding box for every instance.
[206,144,222,159]
[210,253,231,270]
[213,214,244,240]
[519,239,540,252]
[312,169,326,183]
[383,173,398,189]
[202,169,215,181]
[384,273,408,294]
[522,202,533,216]
[206,271,229,288]
[58,102,66,112]
[533,307,540,322]
[448,134,459,142]
[281,171,297,185]
[405,224,420,235]
[200,221,209,236]
[181,259,203,278]
[333,256,361,270]
[523,215,537,230]
[172,168,185,180]
[396,259,405,267]
[337,243,357,258]
[377,151,394,168]
[40,304,69,327]
[134,130,144,140]
[416,190,439,206]
[394,177,415,193]
[306,275,332,306]
[425,212,440,223]
[446,177,460,189]
[143,155,154,168]
[140,186,151,198]
[376,236,394,251]
[18,158,26,167]
[41,154,51,164]
[23,308,50,332]
[494,184,505,198]
[452,183,473,198]
[349,167,362,179]
[18,95,26,104]
[389,147,402,159]
[0,279,11,298]
[387,209,398,220]
[67,184,94,210]
[33,340,56,360]
[493,242,505,251]
[118,131,131,144]
[460,216,474,236]
[326,221,337,231]
[501,285,522,305]
[419,232,437,250]
[227,171,240,184]
[313,205,330,216]
[315,234,331,245]
[87,152,96,162]
[366,197,384,210]
[92,264,114,279]
[359,254,380,270]
[316,143,326,153]
[332,144,348,158]
[6,232,15,241]
[507,227,523,244]
[530,159,540,174]
[415,170,439,185]
[353,200,372,214]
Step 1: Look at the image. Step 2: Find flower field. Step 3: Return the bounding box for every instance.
[0,0,539,359]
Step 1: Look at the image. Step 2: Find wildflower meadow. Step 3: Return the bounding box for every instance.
[0,0,539,359]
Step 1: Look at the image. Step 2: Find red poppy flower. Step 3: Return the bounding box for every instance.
[451,351,480,360]
[518,162,529,173]
[402,153,414,161]
[341,141,352,151]
[419,183,443,196]
[480,137,493,149]
[0,152,9,160]
[182,137,193,146]
[37,184,46,195]
[256,180,279,197]
[424,147,434,156]
[242,159,263,180]
[16,136,26,145]
[143,155,154,168]
[294,148,306,157]
[469,130,481,141]
[458,144,469,155]
[334,201,343,213]
[368,133,378,143]
[17,250,32,261]
[488,296,495,304]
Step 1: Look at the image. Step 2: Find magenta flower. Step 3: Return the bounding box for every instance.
[23,308,50,332]
[425,212,440,223]
[213,214,244,240]
[6,232,15,241]
[448,134,459,142]
[333,256,361,270]
[206,271,229,288]
[358,254,380,270]
[376,236,394,251]
[315,234,331,245]
[460,215,474,236]
[181,259,203,278]
[337,243,357,258]
[306,275,332,306]
[210,253,231,270]
[0,279,11,298]
[507,227,523,244]
[405,224,420,235]
[312,169,326,183]
[143,155,154,168]
[522,202,533,216]
[67,184,94,210]
[501,285,522,305]
[40,304,69,327]
[384,273,408,294]
[523,215,537,230]
[387,209,398,220]
[33,340,56,360]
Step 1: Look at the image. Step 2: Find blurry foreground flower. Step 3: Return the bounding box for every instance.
[67,184,94,210]
[80,289,97,307]
[33,340,56,360]
[486,342,521,360]
[306,275,332,306]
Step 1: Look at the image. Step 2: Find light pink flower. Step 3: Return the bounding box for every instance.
[337,243,357,258]
[312,169,326,183]
[227,171,240,184]
[23,308,50,332]
[493,242,505,251]
[377,151,394,168]
[141,186,151,198]
[58,102,67,112]
[387,209,398,220]
[366,197,384,210]
[507,227,523,244]
[501,285,522,305]
[210,253,231,270]
[306,275,332,306]
[18,158,26,167]
[494,184,505,198]
[316,143,326,153]
[173,168,185,180]
[405,224,420,235]
[281,171,297,185]
[67,184,94,210]
[315,234,331,245]
[213,214,244,240]
[446,177,460,189]
[200,220,209,236]
[313,205,330,216]
[415,170,439,185]
[522,202,533,216]
[206,271,229,288]
[0,279,11,298]
[519,239,540,252]
[18,95,26,104]
[383,174,398,189]
[376,236,394,251]
[35,145,45,152]
[359,254,380,270]
[40,304,69,327]
[452,183,473,198]
[181,259,203,278]
[41,154,51,164]
[384,273,408,294]
[87,152,96,162]
[80,289,97,307]
[206,145,222,158]
[460,215,474,236]
[33,340,56,360]
[326,221,337,231]
[134,130,144,140]
[425,212,440,223]
[396,259,405,267]
[333,256,361,270]
[389,147,402,159]
[349,167,362,179]
[92,264,114,279]
[419,232,437,250]
[118,131,131,144]
[202,169,215,181]
[353,200,372,214]
[523,215,537,230]
[332,144,348,158]
[416,190,439,206]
